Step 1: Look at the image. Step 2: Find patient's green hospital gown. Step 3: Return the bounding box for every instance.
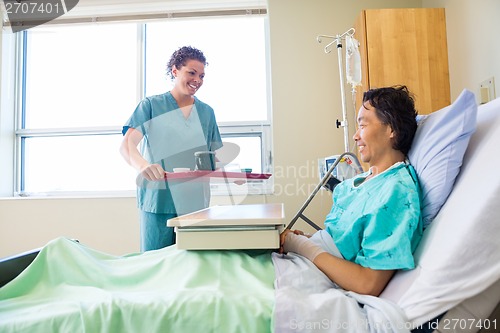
[325,161,423,270]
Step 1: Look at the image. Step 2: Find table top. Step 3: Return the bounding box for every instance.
[167,203,285,227]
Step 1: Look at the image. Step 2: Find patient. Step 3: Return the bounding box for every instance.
[280,85,423,297]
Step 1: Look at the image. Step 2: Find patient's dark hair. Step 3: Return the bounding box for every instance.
[362,85,418,156]
[166,46,207,80]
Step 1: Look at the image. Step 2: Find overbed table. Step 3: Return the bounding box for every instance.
[167,203,285,250]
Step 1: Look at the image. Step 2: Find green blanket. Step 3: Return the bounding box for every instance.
[0,237,275,333]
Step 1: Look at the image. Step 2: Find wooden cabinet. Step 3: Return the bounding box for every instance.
[353,8,450,115]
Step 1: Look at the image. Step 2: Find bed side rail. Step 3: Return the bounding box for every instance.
[0,248,40,288]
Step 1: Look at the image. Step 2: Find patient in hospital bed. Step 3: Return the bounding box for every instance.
[280,85,423,297]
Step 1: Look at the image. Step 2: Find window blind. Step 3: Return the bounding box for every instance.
[1,0,267,30]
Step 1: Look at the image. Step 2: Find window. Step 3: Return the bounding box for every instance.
[144,17,268,122]
[7,12,272,196]
[18,23,139,194]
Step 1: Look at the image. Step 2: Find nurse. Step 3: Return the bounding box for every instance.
[280,85,423,296]
[120,46,223,252]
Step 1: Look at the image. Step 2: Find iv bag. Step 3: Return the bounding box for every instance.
[345,35,362,87]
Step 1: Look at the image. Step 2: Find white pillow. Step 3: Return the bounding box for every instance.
[408,89,478,227]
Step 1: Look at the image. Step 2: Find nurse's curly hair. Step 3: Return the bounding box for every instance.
[362,85,418,156]
[166,46,207,80]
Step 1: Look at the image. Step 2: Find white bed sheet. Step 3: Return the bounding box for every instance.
[272,253,410,333]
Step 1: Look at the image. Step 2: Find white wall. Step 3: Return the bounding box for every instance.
[422,0,500,102]
[0,197,140,255]
[17,0,500,259]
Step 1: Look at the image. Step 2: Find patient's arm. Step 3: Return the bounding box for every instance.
[280,229,394,296]
[313,253,394,297]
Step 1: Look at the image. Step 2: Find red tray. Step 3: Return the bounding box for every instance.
[164,170,272,180]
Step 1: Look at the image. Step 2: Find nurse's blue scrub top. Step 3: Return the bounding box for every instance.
[325,162,423,270]
[123,92,223,215]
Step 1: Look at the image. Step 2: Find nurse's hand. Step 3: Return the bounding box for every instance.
[140,163,165,181]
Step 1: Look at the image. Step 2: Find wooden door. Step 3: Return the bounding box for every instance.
[354,8,450,115]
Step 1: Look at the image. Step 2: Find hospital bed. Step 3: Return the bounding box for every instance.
[1,90,499,332]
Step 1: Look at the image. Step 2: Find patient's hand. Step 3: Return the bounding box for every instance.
[293,229,306,236]
[279,229,307,253]
[279,229,292,253]
[279,231,326,261]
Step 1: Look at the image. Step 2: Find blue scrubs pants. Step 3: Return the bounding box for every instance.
[139,211,177,252]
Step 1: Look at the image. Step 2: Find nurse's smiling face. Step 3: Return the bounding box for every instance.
[172,59,205,97]
[353,101,394,167]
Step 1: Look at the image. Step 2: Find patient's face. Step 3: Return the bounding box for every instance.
[354,102,394,166]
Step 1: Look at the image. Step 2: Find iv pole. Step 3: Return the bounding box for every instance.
[317,27,355,153]
[287,28,363,230]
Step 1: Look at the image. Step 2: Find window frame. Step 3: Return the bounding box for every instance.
[3,13,273,198]
[214,123,273,196]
